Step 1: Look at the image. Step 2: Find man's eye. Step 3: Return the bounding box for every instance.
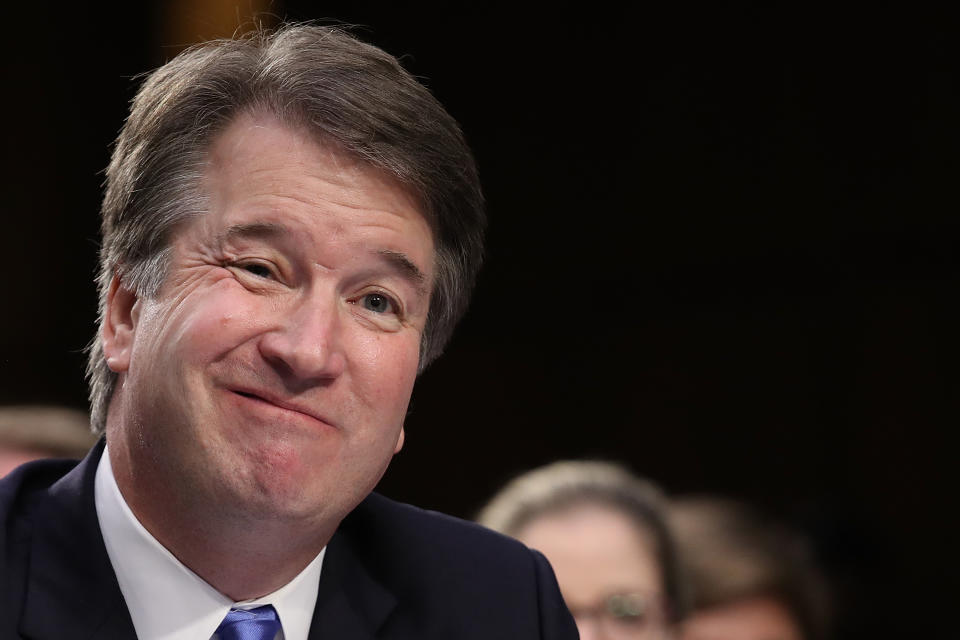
[361,293,396,314]
[243,263,273,279]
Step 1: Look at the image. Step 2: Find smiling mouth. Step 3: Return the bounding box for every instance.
[229,389,334,429]
[233,390,275,407]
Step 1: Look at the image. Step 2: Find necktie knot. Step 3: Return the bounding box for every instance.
[216,604,282,640]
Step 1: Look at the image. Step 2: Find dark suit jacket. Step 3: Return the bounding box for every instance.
[0,441,577,639]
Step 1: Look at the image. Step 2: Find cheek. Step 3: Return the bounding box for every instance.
[352,332,421,406]
[137,286,266,366]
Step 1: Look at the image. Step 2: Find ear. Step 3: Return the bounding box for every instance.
[101,275,141,374]
[394,426,405,454]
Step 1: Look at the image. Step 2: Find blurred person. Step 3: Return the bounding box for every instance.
[670,497,831,640]
[479,460,687,640]
[0,24,576,639]
[0,405,97,476]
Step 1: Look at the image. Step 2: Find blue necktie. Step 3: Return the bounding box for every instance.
[216,605,282,640]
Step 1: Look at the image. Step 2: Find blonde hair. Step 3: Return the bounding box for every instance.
[478,460,687,622]
[0,406,97,457]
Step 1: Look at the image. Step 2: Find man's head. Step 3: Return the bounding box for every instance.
[88,25,485,546]
[88,24,485,433]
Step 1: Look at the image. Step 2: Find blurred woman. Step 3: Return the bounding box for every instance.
[478,461,686,640]
[669,497,831,640]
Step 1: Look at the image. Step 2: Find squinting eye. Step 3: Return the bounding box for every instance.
[361,293,395,314]
[243,263,273,279]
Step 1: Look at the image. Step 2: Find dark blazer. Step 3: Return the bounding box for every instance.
[0,441,577,639]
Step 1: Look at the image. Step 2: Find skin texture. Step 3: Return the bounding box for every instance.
[681,596,803,640]
[101,111,434,599]
[515,504,670,640]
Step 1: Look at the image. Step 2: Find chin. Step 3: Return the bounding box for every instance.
[247,463,347,518]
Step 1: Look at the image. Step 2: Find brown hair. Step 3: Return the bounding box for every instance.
[670,498,832,640]
[87,24,486,431]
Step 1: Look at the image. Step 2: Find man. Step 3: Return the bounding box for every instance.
[0,25,576,639]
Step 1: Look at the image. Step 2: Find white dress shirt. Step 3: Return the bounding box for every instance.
[95,445,326,640]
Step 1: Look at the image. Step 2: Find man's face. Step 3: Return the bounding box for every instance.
[103,112,433,530]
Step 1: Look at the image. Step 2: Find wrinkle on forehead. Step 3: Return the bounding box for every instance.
[206,111,425,222]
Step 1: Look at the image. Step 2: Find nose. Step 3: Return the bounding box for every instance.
[257,292,346,385]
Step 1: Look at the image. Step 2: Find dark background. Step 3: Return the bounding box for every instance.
[2,3,956,637]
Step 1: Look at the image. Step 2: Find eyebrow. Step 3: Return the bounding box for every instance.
[378,249,429,297]
[216,222,429,295]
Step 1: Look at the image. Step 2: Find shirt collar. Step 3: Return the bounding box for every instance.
[95,444,325,640]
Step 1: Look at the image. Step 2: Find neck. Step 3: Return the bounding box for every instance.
[149,516,324,600]
[107,439,332,601]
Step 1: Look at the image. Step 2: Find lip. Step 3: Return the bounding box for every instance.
[227,386,337,429]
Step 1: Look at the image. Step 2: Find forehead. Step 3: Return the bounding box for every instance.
[517,503,662,602]
[199,111,434,272]
[685,596,803,640]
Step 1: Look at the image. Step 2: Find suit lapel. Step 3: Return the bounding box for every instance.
[19,440,137,640]
[18,441,397,640]
[308,515,397,639]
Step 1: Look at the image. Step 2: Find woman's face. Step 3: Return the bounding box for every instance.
[681,596,803,640]
[516,503,671,640]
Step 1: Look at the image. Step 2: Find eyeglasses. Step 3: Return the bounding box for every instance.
[568,591,670,639]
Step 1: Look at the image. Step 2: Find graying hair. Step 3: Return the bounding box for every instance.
[86,24,486,433]
[477,460,688,623]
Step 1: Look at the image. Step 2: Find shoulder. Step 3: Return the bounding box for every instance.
[0,458,82,621]
[343,491,537,573]
[0,457,80,524]
[332,493,578,638]
[0,457,82,557]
